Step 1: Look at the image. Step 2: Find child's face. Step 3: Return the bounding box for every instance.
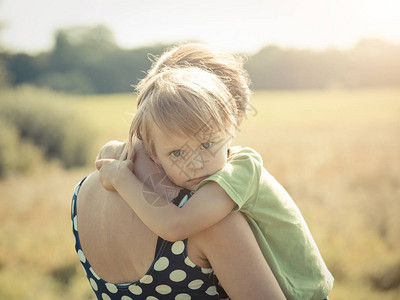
[151,125,231,191]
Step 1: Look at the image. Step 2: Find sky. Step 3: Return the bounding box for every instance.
[0,0,399,54]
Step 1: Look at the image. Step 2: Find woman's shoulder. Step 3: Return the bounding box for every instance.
[76,171,102,199]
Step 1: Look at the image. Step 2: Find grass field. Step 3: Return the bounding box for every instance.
[0,88,399,299]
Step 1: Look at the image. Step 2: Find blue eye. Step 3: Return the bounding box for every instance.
[201,142,213,149]
[170,150,183,158]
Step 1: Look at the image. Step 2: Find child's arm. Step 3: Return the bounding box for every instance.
[96,158,236,242]
[97,140,181,200]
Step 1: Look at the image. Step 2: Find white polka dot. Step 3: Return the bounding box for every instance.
[201,267,213,274]
[105,282,117,293]
[101,293,111,300]
[121,296,133,300]
[146,297,158,300]
[90,267,100,280]
[74,184,80,195]
[171,241,185,255]
[71,198,75,214]
[184,257,196,268]
[140,274,153,284]
[129,285,142,295]
[175,293,191,300]
[77,249,86,263]
[155,284,172,295]
[73,215,78,231]
[169,270,187,282]
[89,278,98,291]
[154,256,169,271]
[188,279,204,290]
[205,286,218,296]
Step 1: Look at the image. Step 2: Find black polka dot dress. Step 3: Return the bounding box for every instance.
[72,178,227,299]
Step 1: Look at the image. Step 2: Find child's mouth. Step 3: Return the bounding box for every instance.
[187,176,208,184]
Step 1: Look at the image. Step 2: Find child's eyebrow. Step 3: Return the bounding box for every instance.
[159,141,187,152]
[160,145,181,152]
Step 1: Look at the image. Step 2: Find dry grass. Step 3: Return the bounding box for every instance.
[0,88,399,299]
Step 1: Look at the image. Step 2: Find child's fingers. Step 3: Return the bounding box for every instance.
[95,159,102,170]
[96,158,133,172]
[95,158,113,171]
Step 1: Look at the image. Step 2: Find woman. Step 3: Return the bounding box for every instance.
[73,142,284,299]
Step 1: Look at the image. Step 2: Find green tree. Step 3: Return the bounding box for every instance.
[50,25,117,72]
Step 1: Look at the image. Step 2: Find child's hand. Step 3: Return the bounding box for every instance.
[96,140,126,160]
[96,159,134,191]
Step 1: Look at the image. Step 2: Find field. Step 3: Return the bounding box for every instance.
[0,88,399,299]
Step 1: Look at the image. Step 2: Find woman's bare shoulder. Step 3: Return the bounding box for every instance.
[78,171,113,203]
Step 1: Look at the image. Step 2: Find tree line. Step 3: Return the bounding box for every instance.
[1,25,400,94]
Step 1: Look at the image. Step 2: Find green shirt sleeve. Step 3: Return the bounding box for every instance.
[195,146,262,211]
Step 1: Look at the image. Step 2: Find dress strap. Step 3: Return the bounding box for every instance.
[154,236,164,258]
[153,188,191,258]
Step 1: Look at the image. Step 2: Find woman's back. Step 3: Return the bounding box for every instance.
[75,171,157,283]
[72,172,228,299]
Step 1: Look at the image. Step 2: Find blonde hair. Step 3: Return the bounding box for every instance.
[126,67,237,160]
[137,43,251,123]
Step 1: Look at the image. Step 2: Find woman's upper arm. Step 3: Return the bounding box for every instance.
[196,212,285,300]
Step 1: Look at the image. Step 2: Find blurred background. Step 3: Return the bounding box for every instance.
[0,0,399,299]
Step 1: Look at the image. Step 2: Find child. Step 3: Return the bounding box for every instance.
[96,43,251,164]
[97,66,333,299]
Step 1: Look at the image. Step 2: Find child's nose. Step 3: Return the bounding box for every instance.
[189,153,204,170]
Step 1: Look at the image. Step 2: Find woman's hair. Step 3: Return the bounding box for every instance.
[126,67,237,160]
[136,43,251,124]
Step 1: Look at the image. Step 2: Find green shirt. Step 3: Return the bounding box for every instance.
[196,146,333,299]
